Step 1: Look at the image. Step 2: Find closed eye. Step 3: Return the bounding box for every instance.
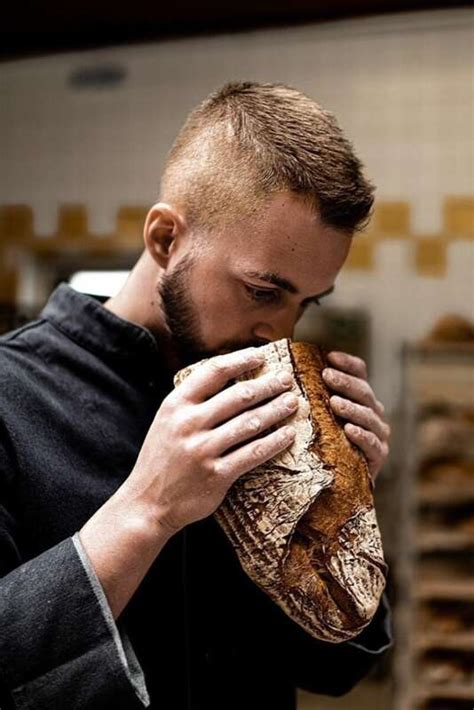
[244,285,281,304]
[244,284,321,308]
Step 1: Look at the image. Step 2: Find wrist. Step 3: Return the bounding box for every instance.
[112,482,181,544]
[79,485,177,620]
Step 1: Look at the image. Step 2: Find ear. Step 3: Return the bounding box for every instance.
[143,202,187,269]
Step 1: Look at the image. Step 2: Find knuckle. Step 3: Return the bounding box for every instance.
[360,385,374,406]
[373,434,383,451]
[246,415,262,433]
[175,409,197,436]
[341,399,353,415]
[202,457,217,476]
[239,383,255,403]
[180,436,196,458]
[367,406,380,428]
[277,426,291,443]
[225,427,241,446]
[251,441,266,460]
[212,459,229,477]
[182,434,205,459]
[208,357,227,377]
[364,430,376,446]
[271,375,285,392]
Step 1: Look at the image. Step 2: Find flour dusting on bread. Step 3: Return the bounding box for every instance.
[174,338,387,642]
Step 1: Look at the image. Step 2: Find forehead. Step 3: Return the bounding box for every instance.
[219,191,351,287]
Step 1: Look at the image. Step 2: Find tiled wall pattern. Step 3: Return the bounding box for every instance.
[0,7,472,414]
[1,197,473,274]
[350,197,474,275]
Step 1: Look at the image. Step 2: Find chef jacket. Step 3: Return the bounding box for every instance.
[0,284,392,709]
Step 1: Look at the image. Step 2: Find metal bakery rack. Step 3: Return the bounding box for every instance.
[393,340,474,710]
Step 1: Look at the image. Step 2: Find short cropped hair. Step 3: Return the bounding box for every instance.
[159,81,375,235]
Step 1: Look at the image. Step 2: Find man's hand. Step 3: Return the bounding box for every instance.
[79,346,298,619]
[125,347,298,535]
[321,351,391,484]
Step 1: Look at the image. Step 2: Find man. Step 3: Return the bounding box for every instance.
[0,82,392,709]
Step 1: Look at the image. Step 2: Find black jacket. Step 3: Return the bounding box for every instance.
[0,284,392,709]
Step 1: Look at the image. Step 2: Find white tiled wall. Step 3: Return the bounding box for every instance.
[1,7,473,412]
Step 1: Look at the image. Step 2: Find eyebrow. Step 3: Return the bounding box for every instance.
[243,270,336,300]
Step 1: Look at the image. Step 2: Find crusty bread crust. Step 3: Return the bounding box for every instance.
[174,339,387,642]
[283,342,386,635]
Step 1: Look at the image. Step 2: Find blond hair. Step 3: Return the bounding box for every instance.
[160,81,375,235]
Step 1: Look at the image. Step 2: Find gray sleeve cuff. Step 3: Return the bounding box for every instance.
[72,533,150,708]
[0,536,151,709]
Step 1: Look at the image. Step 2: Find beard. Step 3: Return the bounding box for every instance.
[157,252,266,368]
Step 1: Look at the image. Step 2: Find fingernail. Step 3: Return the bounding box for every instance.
[278,371,293,386]
[283,393,298,408]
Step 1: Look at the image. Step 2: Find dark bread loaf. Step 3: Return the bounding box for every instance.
[174,338,388,642]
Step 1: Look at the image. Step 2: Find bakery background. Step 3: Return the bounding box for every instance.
[1,3,473,709]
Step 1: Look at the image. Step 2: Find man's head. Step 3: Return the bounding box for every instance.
[159,81,375,236]
[142,82,375,367]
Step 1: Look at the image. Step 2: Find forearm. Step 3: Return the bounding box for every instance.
[78,483,175,620]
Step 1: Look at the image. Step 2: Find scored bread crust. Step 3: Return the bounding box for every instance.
[173,338,388,642]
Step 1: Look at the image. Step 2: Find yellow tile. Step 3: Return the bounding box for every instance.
[415,237,447,276]
[56,204,89,240]
[345,237,375,270]
[116,206,148,245]
[372,201,411,237]
[0,205,33,244]
[443,196,474,238]
[0,263,18,302]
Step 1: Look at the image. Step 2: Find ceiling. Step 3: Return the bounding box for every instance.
[1,0,470,61]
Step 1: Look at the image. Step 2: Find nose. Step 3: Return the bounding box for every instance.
[251,312,298,344]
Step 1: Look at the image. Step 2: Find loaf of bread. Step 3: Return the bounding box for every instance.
[174,338,387,642]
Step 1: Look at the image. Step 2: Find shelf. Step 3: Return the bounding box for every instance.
[416,632,474,652]
[416,683,474,702]
[406,342,474,357]
[417,529,474,552]
[405,352,474,407]
[417,482,474,505]
[394,341,474,710]
[415,580,474,602]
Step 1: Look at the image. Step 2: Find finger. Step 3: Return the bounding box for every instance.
[174,347,266,403]
[329,396,391,442]
[213,424,297,482]
[207,390,298,456]
[322,368,378,410]
[326,351,368,381]
[200,370,295,428]
[344,423,389,481]
[374,399,386,418]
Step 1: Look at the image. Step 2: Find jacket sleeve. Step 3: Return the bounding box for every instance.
[0,437,150,710]
[282,590,393,696]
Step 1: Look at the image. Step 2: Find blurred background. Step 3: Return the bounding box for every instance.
[1,2,473,709]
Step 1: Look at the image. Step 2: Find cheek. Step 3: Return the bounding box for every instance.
[200,286,250,337]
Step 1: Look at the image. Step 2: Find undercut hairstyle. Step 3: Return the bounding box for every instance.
[159,81,375,236]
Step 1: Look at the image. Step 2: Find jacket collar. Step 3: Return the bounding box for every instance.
[41,283,170,386]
